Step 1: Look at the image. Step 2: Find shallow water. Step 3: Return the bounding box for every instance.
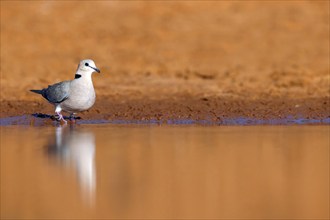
[1,114,330,126]
[1,125,329,219]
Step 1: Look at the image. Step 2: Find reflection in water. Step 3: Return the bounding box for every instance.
[1,126,329,219]
[45,125,96,205]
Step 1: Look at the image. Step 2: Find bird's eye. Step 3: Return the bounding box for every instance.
[85,63,88,66]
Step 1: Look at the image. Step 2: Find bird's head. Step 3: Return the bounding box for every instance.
[76,59,101,76]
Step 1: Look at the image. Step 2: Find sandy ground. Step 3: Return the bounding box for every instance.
[1,1,329,122]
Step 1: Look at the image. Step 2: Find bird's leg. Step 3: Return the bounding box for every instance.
[69,113,76,122]
[55,105,67,123]
[56,112,67,123]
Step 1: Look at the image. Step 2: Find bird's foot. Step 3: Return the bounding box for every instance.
[69,113,81,121]
[69,113,76,123]
[55,113,67,124]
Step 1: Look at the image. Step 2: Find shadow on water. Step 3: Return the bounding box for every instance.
[0,114,329,126]
[45,124,96,205]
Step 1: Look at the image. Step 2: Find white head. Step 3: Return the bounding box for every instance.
[76,59,100,76]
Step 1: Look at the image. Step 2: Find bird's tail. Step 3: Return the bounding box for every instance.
[30,89,43,94]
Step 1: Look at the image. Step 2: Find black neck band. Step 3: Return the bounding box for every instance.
[75,74,82,79]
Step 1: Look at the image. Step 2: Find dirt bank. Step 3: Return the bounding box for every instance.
[1,2,329,122]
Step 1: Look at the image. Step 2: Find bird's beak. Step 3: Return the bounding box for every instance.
[91,66,101,73]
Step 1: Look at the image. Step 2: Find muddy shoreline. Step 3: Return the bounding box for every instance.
[1,2,329,125]
[1,96,329,125]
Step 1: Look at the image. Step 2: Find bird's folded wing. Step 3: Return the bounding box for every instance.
[43,81,70,103]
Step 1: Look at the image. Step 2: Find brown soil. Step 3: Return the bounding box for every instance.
[1,1,329,122]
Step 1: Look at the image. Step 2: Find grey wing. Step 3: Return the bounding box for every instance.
[42,81,71,103]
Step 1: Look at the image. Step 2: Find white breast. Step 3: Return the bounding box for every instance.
[60,77,96,113]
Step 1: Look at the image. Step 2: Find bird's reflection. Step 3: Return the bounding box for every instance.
[45,124,96,205]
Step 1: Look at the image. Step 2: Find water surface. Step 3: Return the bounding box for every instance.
[1,125,329,219]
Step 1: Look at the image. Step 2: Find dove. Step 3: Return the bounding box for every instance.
[30,59,100,123]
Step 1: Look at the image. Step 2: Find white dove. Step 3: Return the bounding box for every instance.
[30,59,101,123]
